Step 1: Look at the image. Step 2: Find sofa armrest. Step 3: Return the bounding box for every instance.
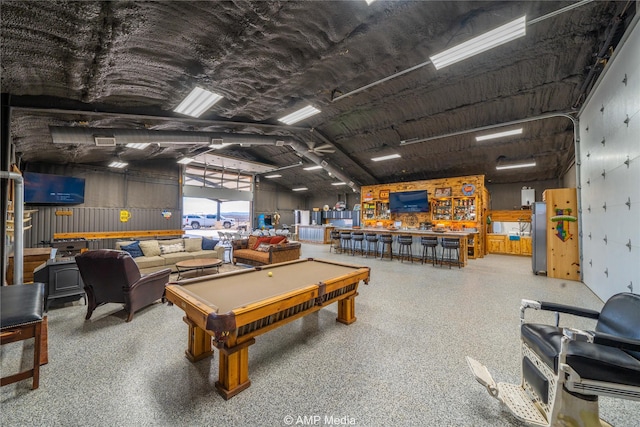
[268,243,301,264]
[232,239,248,250]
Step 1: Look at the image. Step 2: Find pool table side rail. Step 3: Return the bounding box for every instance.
[213,285,320,344]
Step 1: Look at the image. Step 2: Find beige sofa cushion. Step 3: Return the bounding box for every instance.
[139,240,161,257]
[184,237,202,252]
[161,251,195,263]
[133,255,166,269]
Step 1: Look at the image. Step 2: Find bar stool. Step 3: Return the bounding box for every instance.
[351,231,365,256]
[440,237,461,269]
[339,232,352,254]
[1,283,45,389]
[397,235,413,263]
[379,234,393,260]
[364,233,379,258]
[329,230,342,253]
[420,236,439,266]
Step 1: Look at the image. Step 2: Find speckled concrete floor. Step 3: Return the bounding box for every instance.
[2,244,638,426]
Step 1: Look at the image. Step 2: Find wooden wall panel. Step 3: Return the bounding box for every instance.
[544,188,580,281]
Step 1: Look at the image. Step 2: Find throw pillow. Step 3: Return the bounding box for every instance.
[202,237,219,250]
[247,236,258,249]
[160,242,184,255]
[253,236,272,250]
[184,238,202,252]
[139,240,161,257]
[121,241,143,258]
[270,235,287,245]
[255,242,272,252]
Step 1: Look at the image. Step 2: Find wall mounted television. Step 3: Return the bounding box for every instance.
[24,172,85,205]
[389,190,429,213]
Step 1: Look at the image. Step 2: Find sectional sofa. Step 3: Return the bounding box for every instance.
[115,237,225,274]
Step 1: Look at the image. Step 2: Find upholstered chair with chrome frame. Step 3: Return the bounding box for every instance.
[467,292,640,427]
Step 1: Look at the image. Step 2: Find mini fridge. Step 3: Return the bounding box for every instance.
[531,202,547,275]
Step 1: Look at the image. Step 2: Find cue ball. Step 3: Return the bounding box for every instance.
[268,272,273,277]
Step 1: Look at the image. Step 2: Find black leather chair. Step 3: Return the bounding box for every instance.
[440,238,461,268]
[1,283,45,389]
[467,292,640,427]
[397,235,413,263]
[364,233,379,258]
[339,232,352,254]
[379,234,393,260]
[75,250,171,322]
[351,232,365,256]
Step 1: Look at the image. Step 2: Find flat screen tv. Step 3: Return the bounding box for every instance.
[24,172,85,205]
[389,190,429,213]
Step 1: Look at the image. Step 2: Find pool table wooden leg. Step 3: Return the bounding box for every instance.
[336,294,357,325]
[183,316,213,362]
[215,338,255,400]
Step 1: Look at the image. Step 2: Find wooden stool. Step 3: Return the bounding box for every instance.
[1,283,46,389]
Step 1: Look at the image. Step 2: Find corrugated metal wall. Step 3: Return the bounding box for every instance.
[28,207,182,249]
[24,160,182,250]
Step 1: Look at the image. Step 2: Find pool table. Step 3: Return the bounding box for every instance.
[165,257,370,399]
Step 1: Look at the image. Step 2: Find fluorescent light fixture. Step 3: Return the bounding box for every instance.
[292,187,308,191]
[209,143,232,149]
[371,153,401,162]
[303,165,323,171]
[496,159,536,170]
[476,128,523,142]
[177,157,195,165]
[365,0,377,4]
[331,182,347,186]
[430,16,526,70]
[278,105,321,125]
[125,142,150,150]
[174,86,223,118]
[264,174,282,178]
[108,161,128,168]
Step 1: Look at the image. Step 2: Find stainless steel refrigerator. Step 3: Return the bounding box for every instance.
[531,202,547,275]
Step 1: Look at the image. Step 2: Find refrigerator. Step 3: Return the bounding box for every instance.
[294,210,310,225]
[531,202,547,275]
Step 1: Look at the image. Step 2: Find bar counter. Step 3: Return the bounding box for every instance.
[296,225,336,244]
[334,227,476,266]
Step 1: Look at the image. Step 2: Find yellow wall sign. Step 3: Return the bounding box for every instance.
[120,210,131,222]
[55,210,73,216]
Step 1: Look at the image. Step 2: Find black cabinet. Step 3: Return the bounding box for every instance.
[34,258,85,307]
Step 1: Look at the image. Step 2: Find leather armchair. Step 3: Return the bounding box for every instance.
[75,249,170,322]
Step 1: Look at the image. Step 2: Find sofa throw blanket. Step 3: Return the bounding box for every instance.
[160,242,184,255]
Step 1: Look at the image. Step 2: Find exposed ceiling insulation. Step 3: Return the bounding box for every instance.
[1,0,636,194]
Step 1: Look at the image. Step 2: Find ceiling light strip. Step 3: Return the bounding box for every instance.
[371,153,401,162]
[292,187,308,191]
[278,106,321,125]
[108,161,128,168]
[264,174,282,179]
[125,143,150,150]
[303,165,323,171]
[177,157,195,165]
[496,160,536,170]
[174,87,223,118]
[430,16,526,70]
[475,128,523,141]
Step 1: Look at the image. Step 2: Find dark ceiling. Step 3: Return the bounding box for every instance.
[1,0,636,194]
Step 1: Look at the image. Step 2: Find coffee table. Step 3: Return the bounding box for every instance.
[175,258,223,280]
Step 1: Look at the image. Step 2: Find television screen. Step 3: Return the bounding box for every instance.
[389,190,429,213]
[24,172,85,204]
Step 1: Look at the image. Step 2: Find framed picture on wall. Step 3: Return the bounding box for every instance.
[434,187,452,198]
[379,189,390,200]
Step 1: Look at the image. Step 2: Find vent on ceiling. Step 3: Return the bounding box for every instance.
[94,136,116,147]
[320,160,328,168]
[211,138,224,145]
